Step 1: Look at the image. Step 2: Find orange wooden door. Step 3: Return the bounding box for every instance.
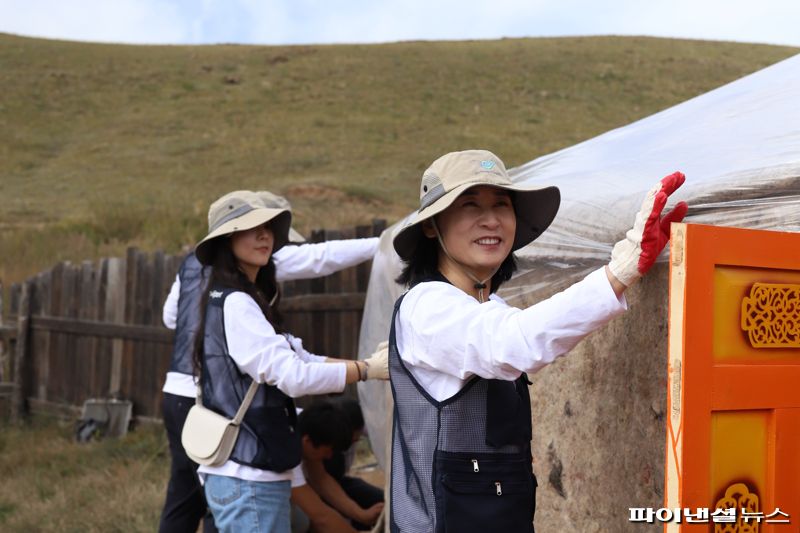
[666,223,800,532]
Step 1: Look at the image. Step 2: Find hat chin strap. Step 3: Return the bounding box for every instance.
[430,219,495,303]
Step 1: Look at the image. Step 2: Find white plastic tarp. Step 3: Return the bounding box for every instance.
[358,53,800,468]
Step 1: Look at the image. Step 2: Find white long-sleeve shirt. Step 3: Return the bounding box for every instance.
[395,267,627,402]
[198,292,346,482]
[161,238,379,329]
[273,238,379,283]
[161,238,378,396]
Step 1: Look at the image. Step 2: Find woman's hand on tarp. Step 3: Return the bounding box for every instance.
[608,172,689,288]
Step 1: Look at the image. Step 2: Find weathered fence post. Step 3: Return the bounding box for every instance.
[11,280,32,424]
[106,257,127,398]
[35,271,52,402]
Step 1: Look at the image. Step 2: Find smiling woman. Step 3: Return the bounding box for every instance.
[187,190,388,533]
[386,149,685,532]
[422,186,517,298]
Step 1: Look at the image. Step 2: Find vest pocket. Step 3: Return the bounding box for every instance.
[434,451,535,533]
[439,474,535,532]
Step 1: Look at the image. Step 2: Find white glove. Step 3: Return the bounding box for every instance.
[363,341,389,380]
[609,172,688,287]
[284,333,304,353]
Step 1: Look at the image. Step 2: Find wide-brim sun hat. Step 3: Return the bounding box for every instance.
[256,190,306,243]
[195,190,292,265]
[393,149,561,261]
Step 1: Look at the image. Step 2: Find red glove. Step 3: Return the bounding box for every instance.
[608,172,688,286]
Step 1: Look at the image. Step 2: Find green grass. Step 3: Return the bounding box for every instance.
[0,33,797,285]
[0,415,168,532]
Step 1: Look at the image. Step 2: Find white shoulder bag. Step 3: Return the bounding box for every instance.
[181,380,259,467]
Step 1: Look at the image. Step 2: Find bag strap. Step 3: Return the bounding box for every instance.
[195,379,260,426]
[232,380,260,425]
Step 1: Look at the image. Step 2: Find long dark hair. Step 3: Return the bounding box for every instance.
[192,237,283,376]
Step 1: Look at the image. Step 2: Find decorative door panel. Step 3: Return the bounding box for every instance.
[666,223,800,532]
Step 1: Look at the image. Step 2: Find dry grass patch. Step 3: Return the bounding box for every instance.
[0,415,169,532]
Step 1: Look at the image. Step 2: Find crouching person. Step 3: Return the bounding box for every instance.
[291,402,359,533]
[296,402,384,531]
[321,398,384,530]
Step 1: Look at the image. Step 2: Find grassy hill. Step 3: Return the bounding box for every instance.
[0,33,796,284]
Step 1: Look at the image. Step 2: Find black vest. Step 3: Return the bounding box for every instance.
[389,283,537,533]
[201,286,301,472]
[169,253,208,375]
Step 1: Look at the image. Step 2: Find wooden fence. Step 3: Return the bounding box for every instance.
[1,220,386,422]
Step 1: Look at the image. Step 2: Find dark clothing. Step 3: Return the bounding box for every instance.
[323,450,348,481]
[159,253,217,533]
[170,253,207,375]
[389,286,537,533]
[339,476,384,508]
[341,476,385,531]
[201,285,301,472]
[158,392,217,533]
[324,452,385,531]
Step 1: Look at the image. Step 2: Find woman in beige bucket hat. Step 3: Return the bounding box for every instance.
[387,150,687,532]
[189,190,388,533]
[158,189,381,533]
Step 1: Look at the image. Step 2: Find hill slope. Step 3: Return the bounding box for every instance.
[0,33,796,283]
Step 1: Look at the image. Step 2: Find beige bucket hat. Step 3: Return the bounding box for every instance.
[393,149,560,261]
[256,190,306,243]
[195,190,292,265]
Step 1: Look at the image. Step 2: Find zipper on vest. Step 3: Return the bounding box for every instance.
[495,482,502,496]
[472,459,479,472]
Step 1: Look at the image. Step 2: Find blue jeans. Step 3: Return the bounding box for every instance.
[205,475,291,533]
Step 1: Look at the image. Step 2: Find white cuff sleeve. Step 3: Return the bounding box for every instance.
[223,293,346,397]
[162,274,180,329]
